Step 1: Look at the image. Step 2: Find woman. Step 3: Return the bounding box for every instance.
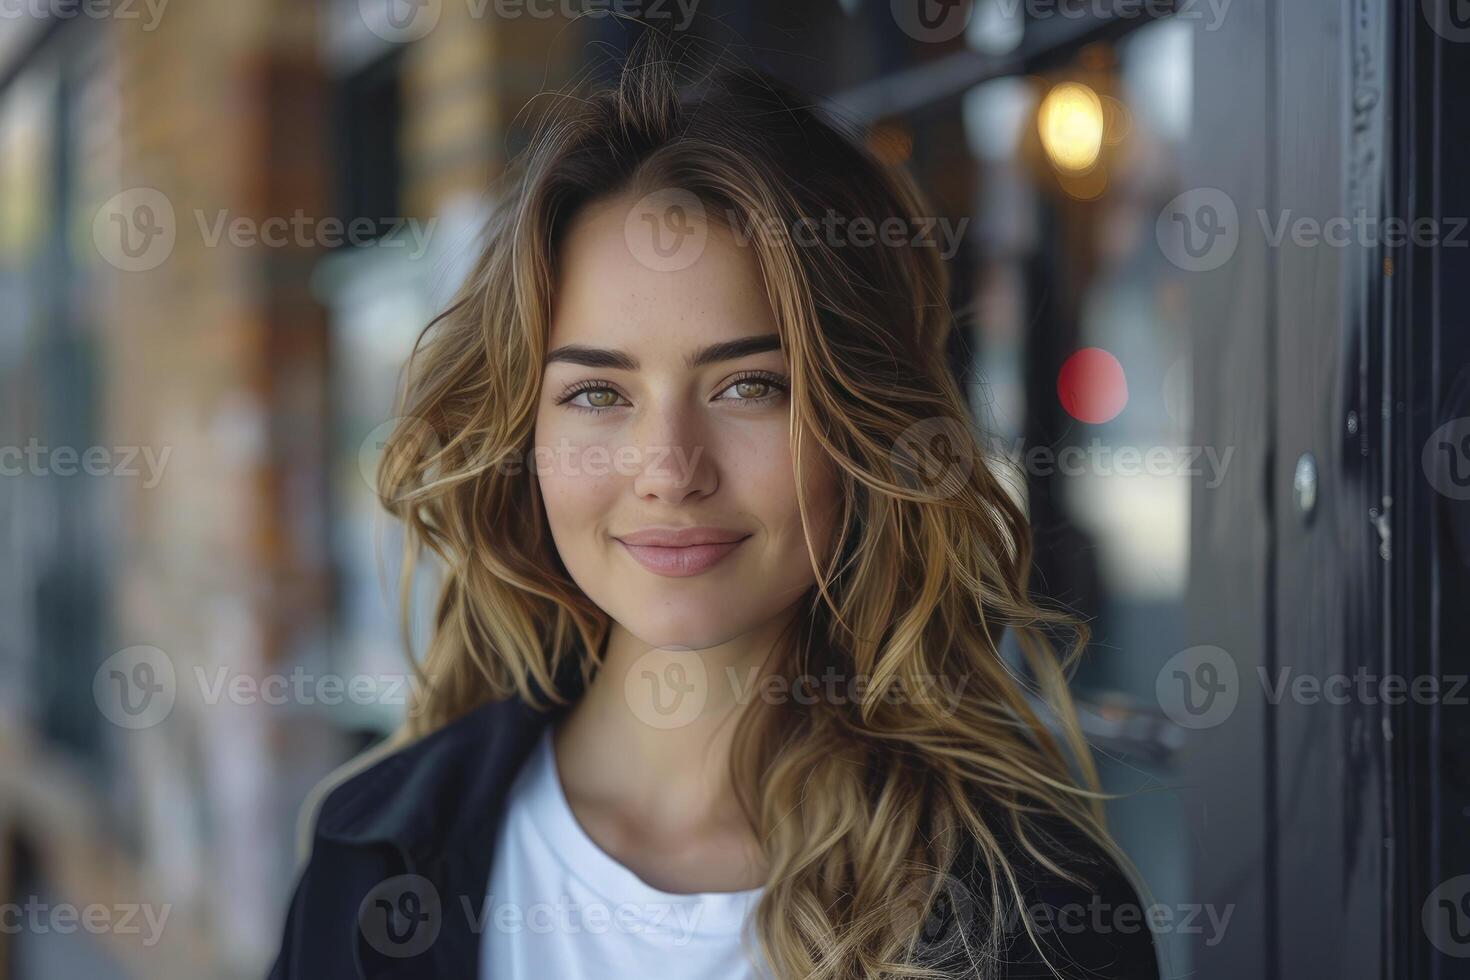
[269,30,1160,980]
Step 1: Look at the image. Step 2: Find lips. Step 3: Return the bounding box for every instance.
[614,526,751,577]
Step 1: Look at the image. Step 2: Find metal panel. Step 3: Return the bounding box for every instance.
[1389,2,1470,977]
[1272,0,1389,976]
[1183,0,1276,974]
[1188,1,1396,977]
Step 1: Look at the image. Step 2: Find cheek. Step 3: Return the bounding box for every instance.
[743,430,839,552]
[536,465,613,517]
[532,416,619,542]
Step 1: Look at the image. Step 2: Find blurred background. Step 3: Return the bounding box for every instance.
[0,1,1467,978]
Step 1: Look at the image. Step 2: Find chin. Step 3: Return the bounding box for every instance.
[615,605,749,652]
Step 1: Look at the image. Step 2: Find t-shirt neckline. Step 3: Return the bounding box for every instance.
[520,727,763,936]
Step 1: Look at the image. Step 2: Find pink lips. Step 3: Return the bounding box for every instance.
[614,526,751,578]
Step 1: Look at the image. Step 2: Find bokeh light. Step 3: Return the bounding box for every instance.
[1058,346,1129,423]
[1037,81,1105,174]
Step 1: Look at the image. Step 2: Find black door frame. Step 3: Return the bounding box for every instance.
[1190,1,1469,978]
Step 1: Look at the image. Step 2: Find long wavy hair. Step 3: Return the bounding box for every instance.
[377,28,1126,980]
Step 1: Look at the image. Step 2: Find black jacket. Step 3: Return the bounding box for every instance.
[267,677,1162,979]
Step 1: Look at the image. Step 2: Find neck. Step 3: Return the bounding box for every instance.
[552,610,798,849]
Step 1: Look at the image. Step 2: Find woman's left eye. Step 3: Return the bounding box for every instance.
[716,373,789,404]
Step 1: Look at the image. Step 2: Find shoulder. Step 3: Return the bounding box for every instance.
[942,815,1161,980]
[269,695,562,978]
[289,730,404,865]
[299,692,558,858]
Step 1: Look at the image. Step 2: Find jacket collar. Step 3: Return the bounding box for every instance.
[313,660,587,861]
[313,661,591,978]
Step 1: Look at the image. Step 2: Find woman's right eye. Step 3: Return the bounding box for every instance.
[558,384,628,414]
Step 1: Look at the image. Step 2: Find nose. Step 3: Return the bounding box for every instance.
[629,398,717,504]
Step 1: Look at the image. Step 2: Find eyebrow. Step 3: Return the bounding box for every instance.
[545,333,782,371]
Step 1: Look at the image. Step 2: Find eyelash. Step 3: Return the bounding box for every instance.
[555,370,791,415]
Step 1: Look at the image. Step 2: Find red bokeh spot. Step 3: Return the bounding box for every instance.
[1057,347,1128,424]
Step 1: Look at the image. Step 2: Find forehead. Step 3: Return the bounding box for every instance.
[547,194,780,356]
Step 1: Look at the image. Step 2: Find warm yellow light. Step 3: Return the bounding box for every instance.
[1037,82,1104,174]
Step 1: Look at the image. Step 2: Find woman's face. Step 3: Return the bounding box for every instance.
[533,191,839,652]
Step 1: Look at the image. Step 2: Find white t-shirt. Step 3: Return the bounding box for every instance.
[480,729,773,978]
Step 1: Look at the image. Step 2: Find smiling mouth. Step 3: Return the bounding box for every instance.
[616,536,751,577]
